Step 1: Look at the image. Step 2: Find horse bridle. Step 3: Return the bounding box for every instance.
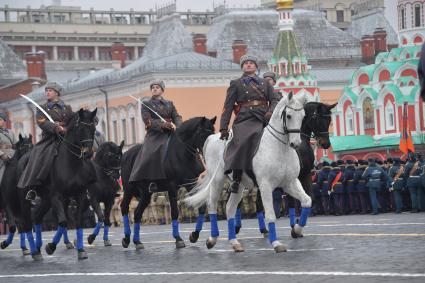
[301,111,332,143]
[58,118,96,159]
[267,104,304,145]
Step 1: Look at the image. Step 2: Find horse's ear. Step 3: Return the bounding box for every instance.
[91,108,98,117]
[328,103,337,110]
[78,108,84,117]
[28,134,32,140]
[19,134,24,142]
[288,91,293,101]
[210,116,217,125]
[119,140,125,150]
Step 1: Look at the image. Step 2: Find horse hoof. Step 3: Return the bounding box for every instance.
[87,234,96,245]
[134,241,144,250]
[78,249,88,260]
[45,243,57,255]
[235,226,241,235]
[231,242,245,252]
[206,237,217,249]
[260,228,269,238]
[175,237,186,249]
[291,224,303,239]
[104,240,112,247]
[65,242,75,250]
[189,231,199,243]
[22,248,31,256]
[274,244,287,253]
[1,241,9,249]
[32,251,43,261]
[122,236,130,248]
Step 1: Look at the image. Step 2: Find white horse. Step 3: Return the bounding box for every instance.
[185,92,312,253]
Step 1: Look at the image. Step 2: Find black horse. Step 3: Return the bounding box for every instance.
[86,141,124,247]
[120,116,216,249]
[18,108,97,261]
[227,102,336,237]
[0,134,33,255]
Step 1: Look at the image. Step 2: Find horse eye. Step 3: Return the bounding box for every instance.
[287,115,292,119]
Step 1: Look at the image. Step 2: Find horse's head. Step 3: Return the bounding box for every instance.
[271,92,305,150]
[95,140,124,179]
[176,116,216,154]
[303,102,336,149]
[15,134,33,159]
[67,108,97,159]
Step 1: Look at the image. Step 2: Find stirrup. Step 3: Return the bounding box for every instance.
[148,182,159,193]
[25,190,37,201]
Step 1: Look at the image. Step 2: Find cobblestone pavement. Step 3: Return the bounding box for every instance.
[1,212,425,283]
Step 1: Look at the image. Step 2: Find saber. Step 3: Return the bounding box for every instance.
[129,95,167,123]
[19,94,54,123]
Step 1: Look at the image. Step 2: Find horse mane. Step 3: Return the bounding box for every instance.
[175,117,203,141]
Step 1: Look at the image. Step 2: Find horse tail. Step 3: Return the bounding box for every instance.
[184,134,225,208]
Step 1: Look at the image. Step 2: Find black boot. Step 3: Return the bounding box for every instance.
[230,181,240,193]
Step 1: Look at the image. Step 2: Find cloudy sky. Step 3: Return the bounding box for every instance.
[0,0,261,11]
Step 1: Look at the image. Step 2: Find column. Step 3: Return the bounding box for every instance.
[134,46,139,59]
[74,46,79,61]
[53,46,58,60]
[31,45,36,52]
[94,46,99,61]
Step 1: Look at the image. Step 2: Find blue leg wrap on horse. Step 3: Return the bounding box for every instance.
[209,214,219,237]
[268,222,277,243]
[63,228,70,244]
[93,222,102,236]
[133,222,141,242]
[228,218,236,240]
[289,208,296,227]
[5,232,14,245]
[26,232,37,254]
[195,214,205,232]
[52,226,65,245]
[19,233,26,249]
[235,208,242,227]
[123,215,131,237]
[103,225,109,241]
[299,207,311,227]
[35,224,42,248]
[76,228,84,250]
[172,220,180,238]
[256,211,266,231]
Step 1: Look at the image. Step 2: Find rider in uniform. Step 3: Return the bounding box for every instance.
[0,113,17,185]
[219,55,278,193]
[129,80,182,192]
[18,82,74,199]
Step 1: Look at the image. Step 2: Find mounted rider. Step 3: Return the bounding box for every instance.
[129,80,183,192]
[18,82,74,198]
[219,55,278,193]
[0,113,17,185]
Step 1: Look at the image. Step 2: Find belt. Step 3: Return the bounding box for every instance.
[370,179,381,181]
[238,100,267,108]
[336,182,342,184]
[323,181,328,183]
[348,180,354,182]
[409,176,420,178]
[358,180,366,183]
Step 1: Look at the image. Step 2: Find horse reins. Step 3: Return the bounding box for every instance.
[266,104,304,145]
[57,118,96,159]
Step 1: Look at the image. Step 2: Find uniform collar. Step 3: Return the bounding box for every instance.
[241,74,261,86]
[47,99,65,110]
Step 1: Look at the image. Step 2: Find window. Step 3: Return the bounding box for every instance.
[415,5,421,27]
[121,119,127,144]
[130,117,136,144]
[113,120,118,143]
[401,7,406,29]
[385,102,395,130]
[336,10,344,22]
[363,97,374,130]
[345,107,354,135]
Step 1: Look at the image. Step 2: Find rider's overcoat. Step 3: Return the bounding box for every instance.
[129,97,182,183]
[220,74,278,174]
[18,100,73,188]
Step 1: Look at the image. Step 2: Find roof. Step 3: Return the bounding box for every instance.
[310,67,358,83]
[331,134,425,152]
[0,39,26,82]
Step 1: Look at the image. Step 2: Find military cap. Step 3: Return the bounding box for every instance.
[337,160,345,166]
[368,158,376,163]
[0,113,7,121]
[322,161,330,167]
[45,81,63,95]
[150,80,165,91]
[240,54,258,68]
[263,72,277,82]
[386,157,394,164]
[346,160,354,165]
[393,158,402,165]
[330,161,338,167]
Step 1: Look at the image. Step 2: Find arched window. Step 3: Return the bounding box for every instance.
[414,4,421,27]
[363,97,374,130]
[400,7,406,29]
[385,102,395,131]
[345,107,354,135]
